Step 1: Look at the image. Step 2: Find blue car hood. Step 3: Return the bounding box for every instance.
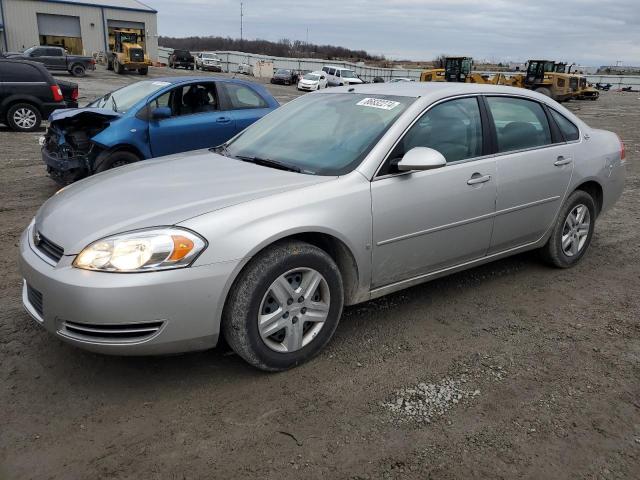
[49,108,122,122]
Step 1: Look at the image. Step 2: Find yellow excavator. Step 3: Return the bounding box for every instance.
[107,29,152,75]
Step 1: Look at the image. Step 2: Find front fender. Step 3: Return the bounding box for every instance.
[179,173,373,307]
[91,115,151,159]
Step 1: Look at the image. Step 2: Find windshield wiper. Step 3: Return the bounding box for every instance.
[111,95,118,112]
[235,155,303,173]
[210,144,233,157]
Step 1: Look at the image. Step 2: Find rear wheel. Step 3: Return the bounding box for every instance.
[70,64,86,77]
[94,150,140,173]
[7,103,41,132]
[540,190,596,268]
[138,67,148,75]
[107,59,114,71]
[114,58,124,74]
[223,240,344,371]
[535,87,552,97]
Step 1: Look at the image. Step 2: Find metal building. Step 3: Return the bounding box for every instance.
[0,0,158,60]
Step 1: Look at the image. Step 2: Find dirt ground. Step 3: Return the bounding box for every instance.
[0,67,639,480]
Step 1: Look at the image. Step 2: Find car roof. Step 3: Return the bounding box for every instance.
[317,81,555,102]
[148,76,259,88]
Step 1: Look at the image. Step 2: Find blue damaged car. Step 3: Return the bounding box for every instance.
[41,77,279,183]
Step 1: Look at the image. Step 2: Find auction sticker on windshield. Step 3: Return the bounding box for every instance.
[356,98,401,110]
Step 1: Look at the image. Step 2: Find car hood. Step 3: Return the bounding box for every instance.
[49,108,122,123]
[35,150,334,254]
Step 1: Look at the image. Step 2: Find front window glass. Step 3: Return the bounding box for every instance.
[89,81,171,113]
[224,93,414,175]
[387,97,483,168]
[487,97,552,152]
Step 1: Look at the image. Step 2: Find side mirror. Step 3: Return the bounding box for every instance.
[152,106,172,120]
[396,147,446,171]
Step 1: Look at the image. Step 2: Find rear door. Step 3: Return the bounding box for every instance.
[485,95,574,253]
[217,82,274,133]
[148,81,237,157]
[44,48,67,70]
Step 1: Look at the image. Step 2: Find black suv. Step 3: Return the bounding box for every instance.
[168,50,195,69]
[0,59,78,132]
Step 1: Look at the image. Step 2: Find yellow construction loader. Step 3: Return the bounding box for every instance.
[107,29,152,75]
[522,60,574,102]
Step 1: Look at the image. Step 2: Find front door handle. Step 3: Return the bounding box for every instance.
[467,173,492,185]
[216,117,231,123]
[554,156,572,166]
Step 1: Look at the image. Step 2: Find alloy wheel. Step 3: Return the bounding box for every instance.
[13,108,37,129]
[561,204,591,257]
[258,268,330,353]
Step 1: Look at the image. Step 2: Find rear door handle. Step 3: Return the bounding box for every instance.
[467,173,492,185]
[216,117,231,123]
[554,156,572,166]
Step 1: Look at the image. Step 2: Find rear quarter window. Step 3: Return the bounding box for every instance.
[549,109,580,141]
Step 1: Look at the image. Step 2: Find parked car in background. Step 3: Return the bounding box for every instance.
[3,46,95,77]
[297,71,328,91]
[169,50,195,70]
[237,63,252,75]
[321,65,364,86]
[0,59,77,132]
[372,76,385,83]
[41,76,279,183]
[271,68,298,85]
[20,83,626,371]
[195,52,222,72]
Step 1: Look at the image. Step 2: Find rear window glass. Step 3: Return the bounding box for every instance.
[221,83,267,109]
[487,97,552,153]
[550,109,580,141]
[0,62,44,82]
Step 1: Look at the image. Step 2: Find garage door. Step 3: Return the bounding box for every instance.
[107,20,145,31]
[37,13,81,37]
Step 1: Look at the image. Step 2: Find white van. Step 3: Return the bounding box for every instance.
[321,65,364,87]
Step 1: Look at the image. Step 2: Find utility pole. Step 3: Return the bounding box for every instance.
[306,27,309,45]
[240,2,244,44]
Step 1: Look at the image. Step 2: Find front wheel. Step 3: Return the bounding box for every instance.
[138,67,148,75]
[223,240,344,371]
[540,190,596,268]
[94,150,140,173]
[535,87,551,97]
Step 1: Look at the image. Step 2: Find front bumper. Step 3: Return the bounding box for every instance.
[298,83,317,91]
[19,225,239,355]
[42,145,86,173]
[201,64,222,71]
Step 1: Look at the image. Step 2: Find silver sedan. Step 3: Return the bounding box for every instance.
[19,83,626,371]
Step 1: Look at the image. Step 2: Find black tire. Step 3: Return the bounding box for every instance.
[107,59,114,71]
[535,87,552,97]
[115,59,124,74]
[540,190,596,268]
[6,103,42,132]
[70,64,86,77]
[94,150,140,173]
[222,240,344,371]
[138,67,148,75]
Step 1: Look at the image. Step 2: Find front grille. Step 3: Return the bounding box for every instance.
[129,48,144,62]
[34,232,64,262]
[60,320,164,344]
[26,284,44,317]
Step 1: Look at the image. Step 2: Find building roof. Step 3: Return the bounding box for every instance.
[40,0,157,13]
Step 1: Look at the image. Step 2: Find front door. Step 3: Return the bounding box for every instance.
[148,82,236,157]
[371,96,497,287]
[484,96,574,253]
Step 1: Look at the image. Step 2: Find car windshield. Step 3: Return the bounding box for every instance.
[23,46,38,55]
[202,54,217,59]
[224,93,414,176]
[340,70,357,78]
[276,69,291,75]
[88,80,170,113]
[303,74,320,81]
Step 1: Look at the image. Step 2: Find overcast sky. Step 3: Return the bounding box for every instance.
[144,0,640,66]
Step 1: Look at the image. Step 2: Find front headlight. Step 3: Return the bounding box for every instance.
[73,228,206,272]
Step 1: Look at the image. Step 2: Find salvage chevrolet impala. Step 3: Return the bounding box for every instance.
[20,83,626,371]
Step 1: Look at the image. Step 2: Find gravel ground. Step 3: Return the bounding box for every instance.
[0,68,639,479]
